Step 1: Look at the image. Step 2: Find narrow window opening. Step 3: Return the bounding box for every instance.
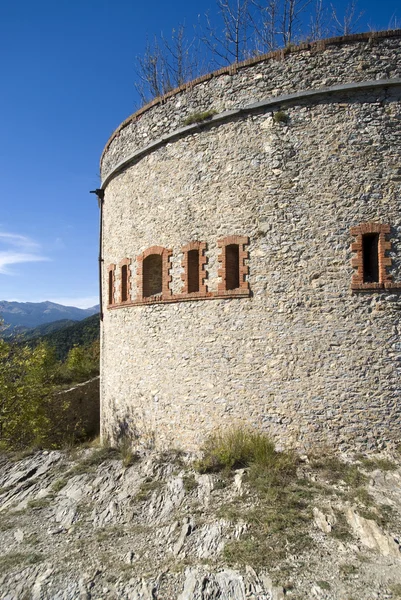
[108,270,113,305]
[143,254,163,297]
[121,264,128,302]
[187,249,200,293]
[363,233,379,283]
[226,244,240,290]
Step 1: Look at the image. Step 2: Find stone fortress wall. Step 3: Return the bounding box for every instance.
[100,30,401,451]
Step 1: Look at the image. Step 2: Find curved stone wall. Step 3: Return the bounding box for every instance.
[100,31,401,452]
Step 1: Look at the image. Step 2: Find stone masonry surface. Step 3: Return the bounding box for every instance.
[99,32,401,452]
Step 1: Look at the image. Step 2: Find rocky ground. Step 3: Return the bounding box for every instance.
[0,445,400,599]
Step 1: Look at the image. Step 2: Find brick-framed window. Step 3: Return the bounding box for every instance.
[217,235,250,295]
[180,241,208,296]
[107,264,116,307]
[351,223,393,290]
[119,258,132,304]
[137,246,172,302]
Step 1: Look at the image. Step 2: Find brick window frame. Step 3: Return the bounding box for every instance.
[350,222,395,290]
[119,258,132,304]
[217,235,250,296]
[137,246,172,302]
[180,241,208,297]
[107,264,116,307]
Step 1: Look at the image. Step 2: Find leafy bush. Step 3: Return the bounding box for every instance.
[0,339,57,450]
[53,340,99,384]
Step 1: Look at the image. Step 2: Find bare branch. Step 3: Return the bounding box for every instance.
[250,0,280,54]
[200,0,253,67]
[330,0,364,36]
[308,0,330,41]
[134,25,201,105]
[278,0,313,47]
[388,13,401,30]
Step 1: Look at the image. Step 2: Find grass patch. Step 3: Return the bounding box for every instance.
[0,515,15,532]
[330,510,353,542]
[69,446,121,476]
[213,477,228,490]
[27,497,52,510]
[357,503,395,528]
[317,580,331,590]
[339,563,358,578]
[117,436,140,468]
[202,428,313,570]
[273,110,289,124]
[135,477,163,502]
[390,583,401,598]
[0,552,44,574]
[96,525,125,543]
[310,455,367,487]
[8,447,41,462]
[23,533,40,546]
[224,528,312,570]
[377,503,395,527]
[76,499,94,517]
[183,110,217,126]
[196,426,296,476]
[52,477,68,493]
[349,486,374,506]
[359,457,397,472]
[183,474,198,493]
[224,535,286,568]
[347,485,395,528]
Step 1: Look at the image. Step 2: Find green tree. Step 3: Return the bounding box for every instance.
[0,336,58,450]
[64,342,99,381]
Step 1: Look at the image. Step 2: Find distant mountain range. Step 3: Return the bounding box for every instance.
[0,301,99,331]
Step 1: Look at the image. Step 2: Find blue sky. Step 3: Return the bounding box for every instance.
[0,0,399,308]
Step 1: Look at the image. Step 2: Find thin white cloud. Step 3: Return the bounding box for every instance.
[0,232,40,250]
[0,231,49,274]
[0,252,49,274]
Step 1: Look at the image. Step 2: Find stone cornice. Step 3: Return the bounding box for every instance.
[100,29,401,167]
[101,77,401,190]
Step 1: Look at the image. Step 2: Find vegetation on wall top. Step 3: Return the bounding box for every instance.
[134,0,397,105]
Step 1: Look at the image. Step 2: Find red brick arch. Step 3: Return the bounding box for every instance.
[136,246,172,302]
[217,235,250,295]
[350,223,395,290]
[180,241,208,297]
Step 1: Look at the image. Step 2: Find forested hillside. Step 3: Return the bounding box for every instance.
[28,313,100,361]
[13,319,77,339]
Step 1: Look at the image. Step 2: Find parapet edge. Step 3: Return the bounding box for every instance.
[100,29,401,168]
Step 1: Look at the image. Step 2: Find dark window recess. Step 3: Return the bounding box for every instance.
[187,249,200,293]
[108,271,113,305]
[143,254,163,297]
[363,233,379,283]
[121,265,128,301]
[226,244,240,290]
